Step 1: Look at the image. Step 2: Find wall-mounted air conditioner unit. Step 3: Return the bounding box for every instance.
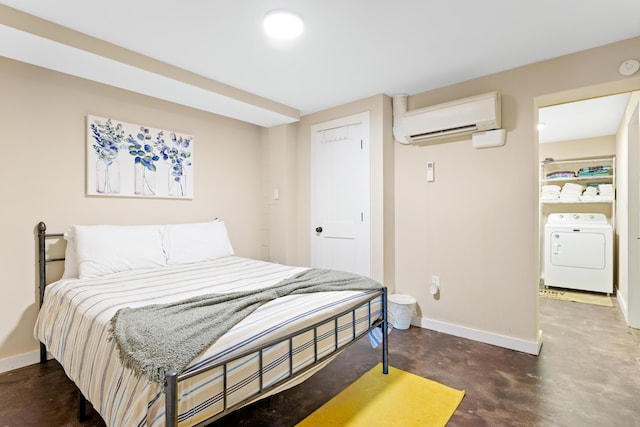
[399,91,501,144]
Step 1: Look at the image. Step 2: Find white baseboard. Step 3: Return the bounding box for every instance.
[413,316,543,355]
[0,350,52,374]
[617,292,629,324]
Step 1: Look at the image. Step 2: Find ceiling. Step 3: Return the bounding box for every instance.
[538,93,632,144]
[2,1,640,127]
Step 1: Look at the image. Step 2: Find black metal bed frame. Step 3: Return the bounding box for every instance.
[37,221,389,427]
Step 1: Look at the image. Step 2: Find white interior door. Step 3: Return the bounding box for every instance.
[311,113,370,276]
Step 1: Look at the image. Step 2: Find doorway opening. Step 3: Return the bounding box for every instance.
[536,87,640,327]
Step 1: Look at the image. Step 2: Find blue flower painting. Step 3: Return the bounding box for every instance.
[87,115,194,198]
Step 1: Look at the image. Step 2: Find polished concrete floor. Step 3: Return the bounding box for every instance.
[1,296,639,426]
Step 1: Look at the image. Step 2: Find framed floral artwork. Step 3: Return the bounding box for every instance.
[86,115,194,199]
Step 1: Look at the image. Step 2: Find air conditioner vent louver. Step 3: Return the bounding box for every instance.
[409,124,478,140]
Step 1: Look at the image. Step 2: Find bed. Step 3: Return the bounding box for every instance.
[35,220,388,426]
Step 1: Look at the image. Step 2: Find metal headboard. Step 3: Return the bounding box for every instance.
[37,221,65,363]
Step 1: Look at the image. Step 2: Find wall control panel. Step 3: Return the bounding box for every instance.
[427,161,435,182]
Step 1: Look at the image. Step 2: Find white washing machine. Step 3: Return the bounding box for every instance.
[543,213,613,294]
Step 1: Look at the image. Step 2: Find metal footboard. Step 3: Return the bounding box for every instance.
[165,287,388,426]
[36,221,389,427]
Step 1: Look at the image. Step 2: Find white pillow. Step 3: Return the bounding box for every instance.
[61,231,79,279]
[164,220,234,265]
[73,224,166,279]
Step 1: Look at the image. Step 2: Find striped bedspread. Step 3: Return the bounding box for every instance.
[35,256,382,426]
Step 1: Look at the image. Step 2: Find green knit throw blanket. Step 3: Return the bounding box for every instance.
[109,268,381,385]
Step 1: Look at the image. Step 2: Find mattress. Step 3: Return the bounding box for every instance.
[35,256,381,426]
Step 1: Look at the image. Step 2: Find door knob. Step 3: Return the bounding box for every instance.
[315,226,323,233]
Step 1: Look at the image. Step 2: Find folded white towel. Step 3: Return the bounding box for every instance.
[583,187,598,195]
[598,184,614,194]
[562,182,585,192]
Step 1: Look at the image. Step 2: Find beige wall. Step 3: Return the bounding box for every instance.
[3,34,640,370]
[261,124,300,265]
[391,37,640,352]
[0,58,265,367]
[285,37,640,354]
[538,135,616,161]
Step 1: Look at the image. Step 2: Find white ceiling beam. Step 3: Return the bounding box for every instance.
[0,5,300,127]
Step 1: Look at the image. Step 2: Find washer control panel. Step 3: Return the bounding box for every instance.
[546,213,608,225]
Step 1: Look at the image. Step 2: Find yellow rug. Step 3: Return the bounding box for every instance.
[539,288,613,307]
[296,363,465,427]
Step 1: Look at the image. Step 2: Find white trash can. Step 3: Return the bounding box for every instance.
[388,294,417,330]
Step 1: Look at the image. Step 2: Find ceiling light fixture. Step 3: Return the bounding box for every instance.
[263,10,304,40]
